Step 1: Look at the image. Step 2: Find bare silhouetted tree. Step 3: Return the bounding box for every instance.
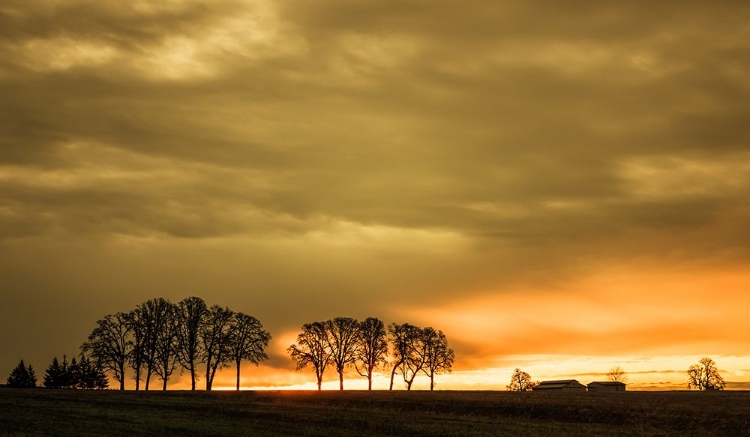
[154,301,180,390]
[354,317,388,390]
[229,312,271,391]
[81,312,131,390]
[175,296,208,390]
[201,305,235,391]
[507,368,538,391]
[687,357,726,391]
[137,298,175,390]
[288,322,330,390]
[422,328,454,390]
[607,366,627,383]
[325,317,360,391]
[125,307,147,390]
[388,323,425,390]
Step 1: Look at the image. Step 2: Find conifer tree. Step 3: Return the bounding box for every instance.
[7,360,37,388]
[68,357,80,388]
[59,355,74,389]
[91,361,110,390]
[76,354,109,389]
[43,356,64,388]
[44,354,110,390]
[27,364,38,388]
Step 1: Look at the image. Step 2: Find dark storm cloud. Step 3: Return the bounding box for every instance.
[1,0,749,257]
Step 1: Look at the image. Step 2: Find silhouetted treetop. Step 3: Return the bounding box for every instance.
[7,360,36,388]
[507,368,538,392]
[229,312,271,391]
[354,317,388,391]
[687,357,725,391]
[325,317,360,391]
[288,321,331,391]
[81,312,130,390]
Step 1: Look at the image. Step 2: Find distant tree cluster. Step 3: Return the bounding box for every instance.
[43,354,108,389]
[6,360,37,388]
[507,368,538,391]
[607,366,627,383]
[687,357,726,391]
[288,318,454,391]
[81,296,271,391]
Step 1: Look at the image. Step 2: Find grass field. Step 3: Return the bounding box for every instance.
[1,388,749,436]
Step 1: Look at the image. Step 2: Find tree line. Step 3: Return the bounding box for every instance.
[3,312,730,394]
[79,296,271,391]
[288,318,455,391]
[5,300,457,391]
[6,355,108,389]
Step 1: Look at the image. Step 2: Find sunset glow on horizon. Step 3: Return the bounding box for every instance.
[2,1,750,392]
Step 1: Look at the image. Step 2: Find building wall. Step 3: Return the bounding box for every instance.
[588,384,626,392]
[562,385,587,392]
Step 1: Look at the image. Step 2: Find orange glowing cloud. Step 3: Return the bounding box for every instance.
[397,265,750,387]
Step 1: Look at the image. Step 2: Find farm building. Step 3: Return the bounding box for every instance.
[533,380,587,392]
[587,381,626,392]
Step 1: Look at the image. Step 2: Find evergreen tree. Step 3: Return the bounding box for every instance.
[92,362,110,390]
[27,364,38,388]
[43,356,64,388]
[68,357,81,389]
[44,354,109,390]
[75,355,92,389]
[76,354,109,389]
[7,360,37,388]
[59,355,74,389]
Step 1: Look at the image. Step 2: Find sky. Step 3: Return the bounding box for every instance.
[1,0,750,390]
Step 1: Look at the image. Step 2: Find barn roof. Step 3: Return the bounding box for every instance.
[534,379,585,390]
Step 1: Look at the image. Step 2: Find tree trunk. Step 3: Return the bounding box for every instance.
[339,371,344,391]
[162,378,168,391]
[236,359,241,391]
[145,372,151,390]
[119,364,125,390]
[190,362,196,391]
[430,373,435,391]
[368,371,373,391]
[389,367,397,390]
[317,377,322,391]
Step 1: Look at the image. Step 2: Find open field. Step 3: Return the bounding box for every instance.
[1,389,749,437]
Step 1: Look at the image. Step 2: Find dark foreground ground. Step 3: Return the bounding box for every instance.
[1,388,749,437]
